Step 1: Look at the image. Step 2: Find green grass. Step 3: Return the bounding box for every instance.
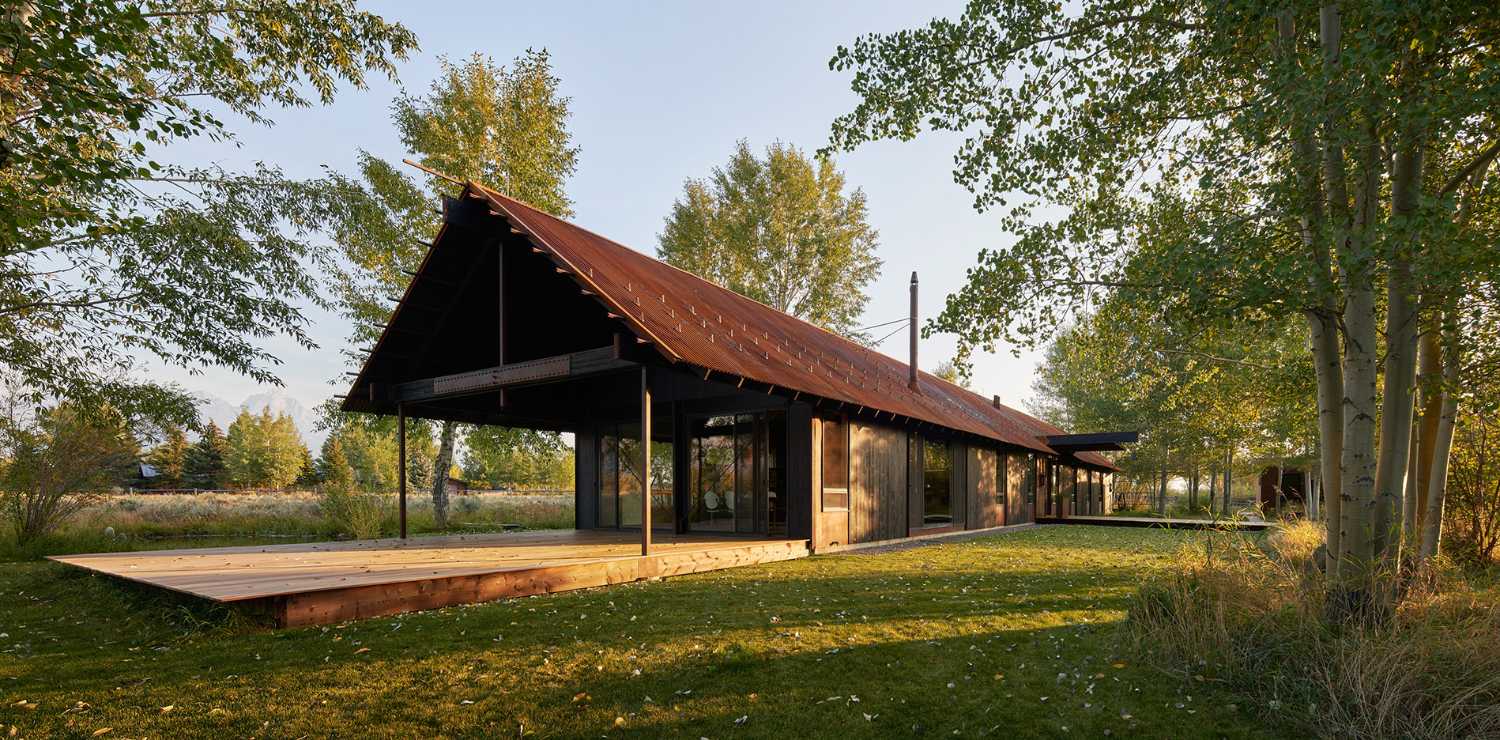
[0,527,1271,738]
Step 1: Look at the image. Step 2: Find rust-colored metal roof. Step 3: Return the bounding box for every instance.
[475,185,1115,469]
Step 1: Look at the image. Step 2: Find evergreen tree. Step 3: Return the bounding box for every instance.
[183,421,228,489]
[294,446,320,489]
[146,426,189,488]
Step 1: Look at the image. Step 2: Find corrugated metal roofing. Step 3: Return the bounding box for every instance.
[474,185,1115,469]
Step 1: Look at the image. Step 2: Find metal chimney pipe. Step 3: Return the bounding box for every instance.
[909,271,919,391]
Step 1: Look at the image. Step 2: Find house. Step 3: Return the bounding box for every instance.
[342,180,1126,554]
[1259,465,1308,518]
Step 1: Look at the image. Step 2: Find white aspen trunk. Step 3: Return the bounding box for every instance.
[1371,142,1423,571]
[1308,464,1320,521]
[1278,8,1345,570]
[1222,449,1233,515]
[1275,461,1285,520]
[1420,316,1461,560]
[1403,393,1422,547]
[1208,466,1218,517]
[1333,132,1383,611]
[1415,326,1443,534]
[431,420,457,529]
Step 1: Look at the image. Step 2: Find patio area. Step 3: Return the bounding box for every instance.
[50,529,808,626]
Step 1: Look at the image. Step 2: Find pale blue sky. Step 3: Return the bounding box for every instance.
[152,1,1046,430]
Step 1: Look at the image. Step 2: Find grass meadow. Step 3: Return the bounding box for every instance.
[2,491,575,560]
[0,526,1273,738]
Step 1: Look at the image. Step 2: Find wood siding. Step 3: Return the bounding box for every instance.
[1006,453,1029,524]
[850,421,908,543]
[967,447,1002,529]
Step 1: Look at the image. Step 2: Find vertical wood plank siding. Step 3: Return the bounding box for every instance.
[967,447,1001,529]
[850,422,909,543]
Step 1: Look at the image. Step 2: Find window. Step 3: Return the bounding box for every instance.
[821,417,849,510]
[597,426,672,530]
[1026,454,1037,504]
[922,437,952,525]
[996,451,1008,506]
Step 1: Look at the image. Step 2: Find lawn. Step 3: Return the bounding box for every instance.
[0,526,1271,738]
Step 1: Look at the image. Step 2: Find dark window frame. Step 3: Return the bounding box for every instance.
[820,416,850,512]
[921,435,953,526]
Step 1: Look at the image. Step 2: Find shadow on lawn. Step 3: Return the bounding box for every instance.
[0,528,1270,738]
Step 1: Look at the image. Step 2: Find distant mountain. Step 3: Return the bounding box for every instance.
[197,389,326,448]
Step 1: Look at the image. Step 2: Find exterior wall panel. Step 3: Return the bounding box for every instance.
[850,421,908,543]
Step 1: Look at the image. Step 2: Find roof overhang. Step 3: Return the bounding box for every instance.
[1043,431,1139,452]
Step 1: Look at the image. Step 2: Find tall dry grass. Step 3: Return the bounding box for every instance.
[1127,520,1500,738]
[4,491,575,559]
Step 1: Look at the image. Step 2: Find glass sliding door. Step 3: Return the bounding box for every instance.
[688,416,738,532]
[684,410,786,535]
[597,424,673,530]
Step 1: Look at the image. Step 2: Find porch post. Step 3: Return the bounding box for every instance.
[398,402,408,539]
[640,366,652,556]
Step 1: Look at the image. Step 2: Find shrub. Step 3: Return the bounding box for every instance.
[317,437,384,539]
[319,487,386,540]
[1,403,136,545]
[1126,525,1500,738]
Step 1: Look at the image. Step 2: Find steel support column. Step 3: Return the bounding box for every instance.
[398,402,408,539]
[640,367,652,556]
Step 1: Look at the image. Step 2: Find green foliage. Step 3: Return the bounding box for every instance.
[0,1,416,418]
[1030,300,1315,480]
[317,409,437,493]
[316,436,383,539]
[0,402,137,544]
[320,50,578,487]
[826,0,1500,357]
[224,409,308,489]
[182,420,228,489]
[461,426,574,489]
[145,426,189,488]
[658,140,882,339]
[322,50,578,351]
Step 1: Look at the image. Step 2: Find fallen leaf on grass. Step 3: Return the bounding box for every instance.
[160,705,174,714]
[91,729,112,737]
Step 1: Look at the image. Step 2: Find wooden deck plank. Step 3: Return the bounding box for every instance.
[48,530,809,625]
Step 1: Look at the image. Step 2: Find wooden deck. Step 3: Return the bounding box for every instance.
[49,530,808,626]
[1037,515,1274,531]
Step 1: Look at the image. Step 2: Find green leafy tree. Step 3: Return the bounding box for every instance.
[657,140,882,339]
[146,426,189,488]
[827,0,1500,618]
[323,50,577,525]
[183,420,228,489]
[462,426,574,490]
[225,409,307,489]
[0,2,416,420]
[0,402,138,544]
[317,405,437,493]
